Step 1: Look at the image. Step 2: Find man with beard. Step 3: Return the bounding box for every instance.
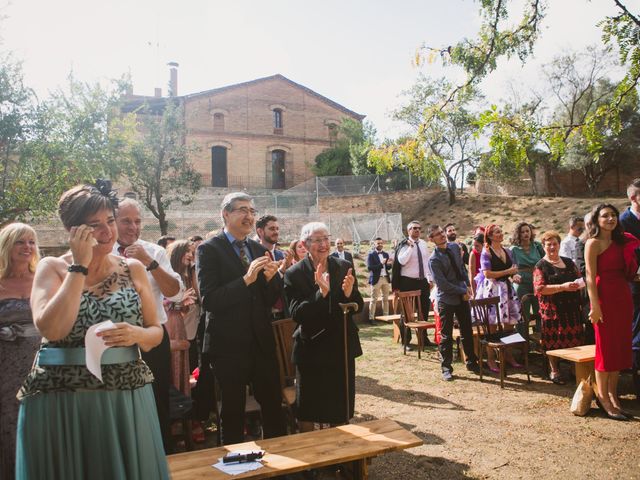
[444,223,469,266]
[256,214,293,320]
[366,237,392,324]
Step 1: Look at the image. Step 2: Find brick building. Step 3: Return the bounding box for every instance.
[123,68,365,190]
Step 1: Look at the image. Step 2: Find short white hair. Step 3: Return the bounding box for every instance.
[300,222,329,243]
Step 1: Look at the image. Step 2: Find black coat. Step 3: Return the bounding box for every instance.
[196,232,281,367]
[284,256,363,367]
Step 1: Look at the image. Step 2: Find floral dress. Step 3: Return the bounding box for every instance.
[474,248,521,325]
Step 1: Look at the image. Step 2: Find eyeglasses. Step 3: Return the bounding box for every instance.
[409,226,422,231]
[308,236,331,245]
[231,207,258,216]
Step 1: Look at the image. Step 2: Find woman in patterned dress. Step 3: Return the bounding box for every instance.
[474,224,522,371]
[533,231,585,384]
[0,223,41,480]
[16,182,169,479]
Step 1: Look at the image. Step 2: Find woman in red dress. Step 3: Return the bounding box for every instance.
[585,204,639,420]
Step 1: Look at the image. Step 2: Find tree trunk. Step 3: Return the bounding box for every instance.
[446,175,456,205]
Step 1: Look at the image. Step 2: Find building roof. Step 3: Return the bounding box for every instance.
[184,74,365,120]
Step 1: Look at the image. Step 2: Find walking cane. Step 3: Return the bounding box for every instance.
[339,302,358,425]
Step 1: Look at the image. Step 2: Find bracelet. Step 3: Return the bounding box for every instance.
[68,264,89,276]
[146,260,159,271]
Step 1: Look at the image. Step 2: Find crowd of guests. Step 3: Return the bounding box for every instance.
[1,178,639,478]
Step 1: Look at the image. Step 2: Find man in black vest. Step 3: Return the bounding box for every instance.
[197,192,286,444]
[620,178,640,402]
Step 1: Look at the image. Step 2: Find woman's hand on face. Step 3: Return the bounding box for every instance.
[342,268,355,298]
[589,305,603,324]
[69,225,95,266]
[97,322,142,347]
[314,262,330,297]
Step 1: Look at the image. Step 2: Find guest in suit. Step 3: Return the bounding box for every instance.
[331,238,354,267]
[391,220,434,349]
[284,222,363,432]
[620,178,640,402]
[256,215,293,320]
[196,192,286,444]
[366,238,391,324]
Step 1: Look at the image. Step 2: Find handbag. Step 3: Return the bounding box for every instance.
[570,374,594,416]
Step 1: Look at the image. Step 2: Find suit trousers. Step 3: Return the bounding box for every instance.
[398,276,430,346]
[438,301,478,373]
[369,276,391,320]
[141,325,171,453]
[213,350,286,445]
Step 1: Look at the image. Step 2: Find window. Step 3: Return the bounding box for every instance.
[271,150,286,189]
[211,146,228,187]
[213,113,224,131]
[328,123,338,145]
[273,108,283,131]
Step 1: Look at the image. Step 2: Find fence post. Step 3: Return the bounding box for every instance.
[315,176,319,213]
[409,170,412,190]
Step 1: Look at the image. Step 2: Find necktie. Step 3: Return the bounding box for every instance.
[415,241,425,280]
[234,240,250,271]
[444,247,464,281]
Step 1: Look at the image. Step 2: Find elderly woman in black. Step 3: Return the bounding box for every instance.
[284,222,363,432]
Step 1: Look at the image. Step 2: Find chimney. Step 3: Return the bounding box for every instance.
[154,87,162,98]
[168,62,179,97]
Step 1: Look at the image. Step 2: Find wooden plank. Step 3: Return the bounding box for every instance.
[546,345,595,363]
[374,314,401,323]
[168,419,422,479]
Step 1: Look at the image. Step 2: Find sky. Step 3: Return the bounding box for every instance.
[1,0,635,139]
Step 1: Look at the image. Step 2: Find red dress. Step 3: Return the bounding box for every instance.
[594,235,639,371]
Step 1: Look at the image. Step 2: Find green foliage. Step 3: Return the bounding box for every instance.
[312,118,377,176]
[119,99,201,235]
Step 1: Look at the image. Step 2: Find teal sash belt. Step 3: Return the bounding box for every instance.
[36,346,140,366]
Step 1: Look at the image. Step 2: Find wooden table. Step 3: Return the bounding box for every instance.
[168,418,422,479]
[546,344,596,385]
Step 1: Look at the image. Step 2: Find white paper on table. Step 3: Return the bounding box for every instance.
[212,450,264,476]
[85,320,117,382]
[500,332,526,344]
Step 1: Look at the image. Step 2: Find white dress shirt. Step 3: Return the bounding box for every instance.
[396,238,433,282]
[113,238,185,325]
[559,234,580,263]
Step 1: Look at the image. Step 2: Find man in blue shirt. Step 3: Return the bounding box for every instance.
[427,225,479,381]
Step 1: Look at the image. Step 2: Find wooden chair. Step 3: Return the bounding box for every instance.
[520,292,548,376]
[469,296,531,388]
[396,290,436,359]
[271,318,298,433]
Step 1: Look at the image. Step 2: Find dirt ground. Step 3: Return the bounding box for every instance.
[353,323,639,480]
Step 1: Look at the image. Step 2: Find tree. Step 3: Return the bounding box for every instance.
[369,76,480,204]
[312,118,376,176]
[416,1,640,183]
[0,57,131,226]
[121,99,201,235]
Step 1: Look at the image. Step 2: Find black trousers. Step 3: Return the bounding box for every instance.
[438,300,478,373]
[213,351,286,445]
[398,276,430,345]
[141,324,171,453]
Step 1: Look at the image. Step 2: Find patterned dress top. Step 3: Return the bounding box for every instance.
[19,259,153,398]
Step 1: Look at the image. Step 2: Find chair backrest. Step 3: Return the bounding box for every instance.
[469,296,502,336]
[271,318,297,391]
[395,290,424,323]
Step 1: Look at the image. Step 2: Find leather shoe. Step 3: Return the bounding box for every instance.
[466,363,480,374]
[595,396,629,421]
[442,371,453,381]
[403,344,415,352]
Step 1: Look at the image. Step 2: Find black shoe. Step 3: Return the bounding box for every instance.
[403,344,415,352]
[595,396,629,421]
[442,371,454,381]
[466,363,480,374]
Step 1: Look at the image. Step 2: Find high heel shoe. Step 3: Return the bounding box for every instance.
[487,363,500,373]
[594,396,629,421]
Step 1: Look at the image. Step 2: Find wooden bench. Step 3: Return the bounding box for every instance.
[546,344,596,386]
[168,418,422,479]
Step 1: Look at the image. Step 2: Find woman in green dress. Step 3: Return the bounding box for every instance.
[510,222,544,335]
[16,182,169,479]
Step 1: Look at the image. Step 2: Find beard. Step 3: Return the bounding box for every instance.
[447,234,457,242]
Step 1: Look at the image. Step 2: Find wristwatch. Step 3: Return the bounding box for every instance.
[68,264,89,276]
[146,260,159,271]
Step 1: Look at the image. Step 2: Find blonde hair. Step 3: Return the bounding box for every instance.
[0,223,41,279]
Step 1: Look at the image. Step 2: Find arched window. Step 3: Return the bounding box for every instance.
[213,113,224,131]
[271,149,286,189]
[211,146,228,187]
[273,108,283,131]
[328,123,338,145]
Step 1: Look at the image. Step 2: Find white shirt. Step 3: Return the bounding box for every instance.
[336,250,346,260]
[113,238,185,325]
[378,253,388,277]
[559,234,580,263]
[396,238,433,282]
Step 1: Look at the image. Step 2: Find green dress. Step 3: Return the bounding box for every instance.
[510,242,544,328]
[16,259,169,480]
